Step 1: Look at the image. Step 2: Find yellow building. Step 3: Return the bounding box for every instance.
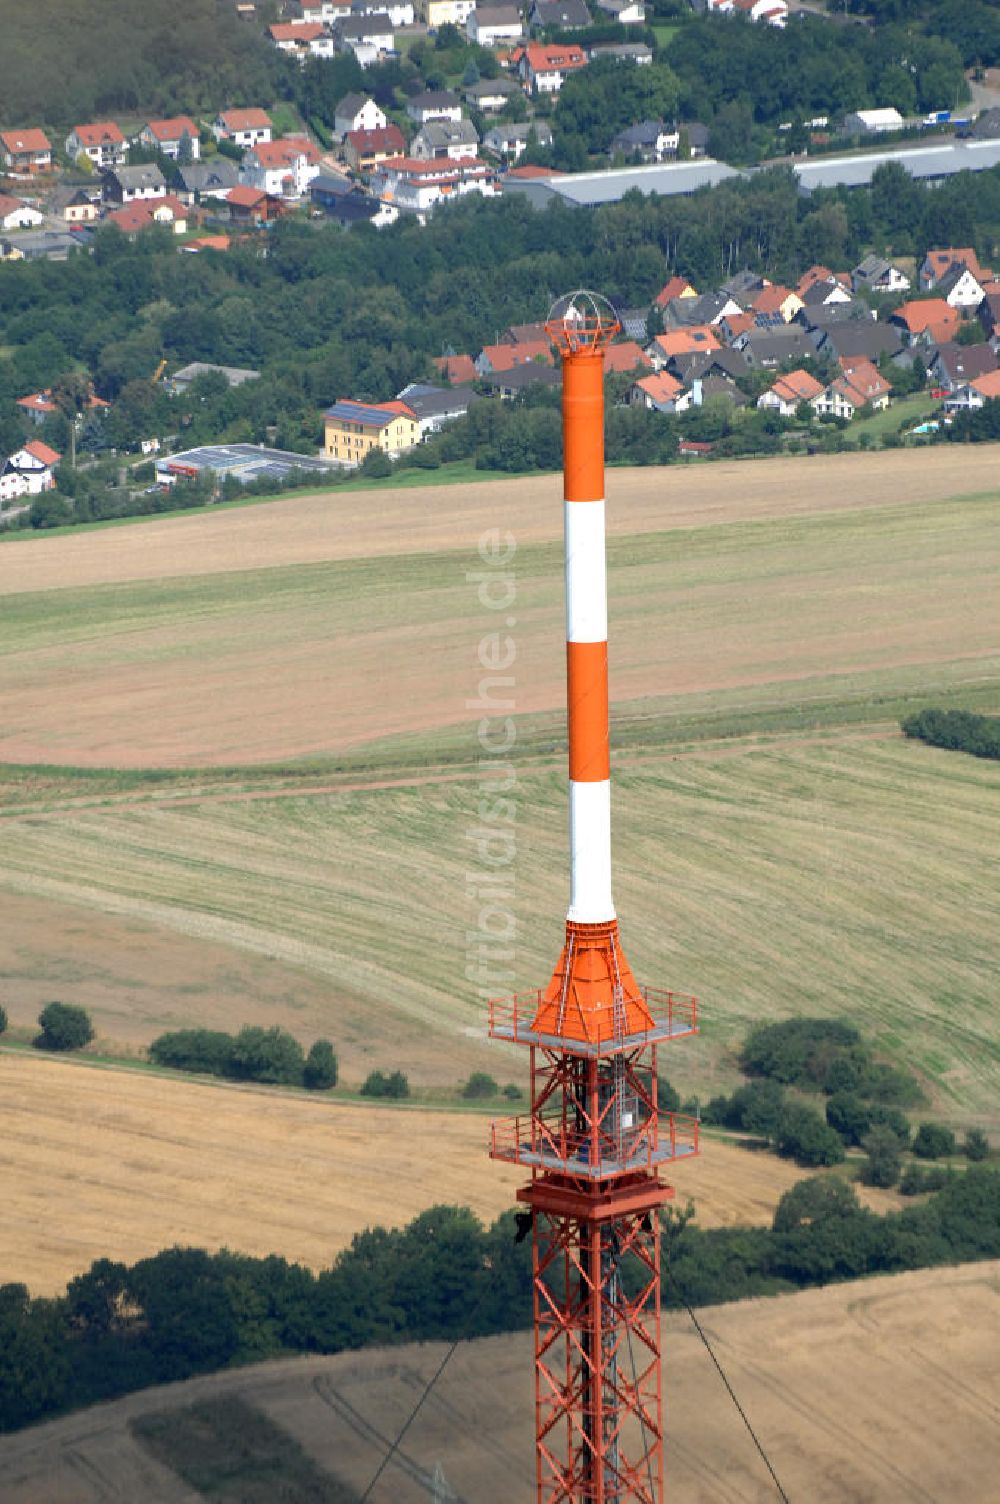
[323,399,419,466]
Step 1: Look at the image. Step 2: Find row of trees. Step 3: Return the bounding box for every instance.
[149,1027,337,1090]
[3,1168,998,1433]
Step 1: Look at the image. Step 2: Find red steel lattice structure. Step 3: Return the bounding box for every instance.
[489,292,699,1504]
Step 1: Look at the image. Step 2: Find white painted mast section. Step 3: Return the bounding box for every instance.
[565,497,615,925]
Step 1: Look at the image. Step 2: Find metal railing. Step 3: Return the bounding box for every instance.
[488,986,698,1049]
[489,1109,699,1179]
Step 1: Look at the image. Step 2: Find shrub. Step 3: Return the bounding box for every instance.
[36,1002,94,1053]
[912,1122,957,1160]
[868,1103,911,1147]
[0,1003,7,1035]
[361,1069,409,1100]
[826,1092,872,1147]
[303,1040,338,1091]
[502,1083,523,1101]
[739,1018,861,1089]
[963,1129,990,1162]
[899,1162,951,1196]
[657,1075,681,1113]
[462,1071,498,1100]
[229,1027,305,1087]
[149,1029,236,1077]
[902,708,1000,762]
[775,1103,845,1168]
[858,1127,903,1188]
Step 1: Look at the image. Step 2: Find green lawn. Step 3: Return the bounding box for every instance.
[652,23,680,49]
[852,392,939,442]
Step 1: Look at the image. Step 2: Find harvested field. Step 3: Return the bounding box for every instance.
[2,734,998,1115]
[0,1052,842,1297]
[2,1262,997,1502]
[4,447,1000,598]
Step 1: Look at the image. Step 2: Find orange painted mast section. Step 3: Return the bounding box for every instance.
[488,292,700,1504]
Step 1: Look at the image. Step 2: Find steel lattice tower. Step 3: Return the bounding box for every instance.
[489,292,699,1504]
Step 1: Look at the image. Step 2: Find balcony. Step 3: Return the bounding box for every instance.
[489,1109,698,1182]
[488,985,698,1056]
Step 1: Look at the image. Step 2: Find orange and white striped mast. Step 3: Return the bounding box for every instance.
[489,291,700,1504]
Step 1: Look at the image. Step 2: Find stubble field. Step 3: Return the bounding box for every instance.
[2,1261,997,1503]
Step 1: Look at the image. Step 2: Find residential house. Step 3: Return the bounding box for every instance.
[843,107,904,136]
[595,0,645,21]
[369,156,497,217]
[0,194,44,232]
[16,388,107,427]
[101,164,167,204]
[978,291,1000,339]
[927,341,998,393]
[65,122,126,168]
[590,42,653,65]
[50,187,100,223]
[334,94,387,138]
[667,347,749,384]
[645,326,720,369]
[677,438,713,457]
[412,120,480,162]
[475,339,554,375]
[715,310,755,344]
[344,124,408,172]
[729,0,787,22]
[180,234,232,254]
[610,121,679,163]
[852,253,910,295]
[323,398,420,464]
[628,370,682,413]
[213,109,273,148]
[335,13,394,63]
[797,263,843,296]
[935,261,988,311]
[721,269,769,303]
[799,277,853,311]
[138,117,201,160]
[173,160,241,202]
[667,293,743,329]
[757,368,824,415]
[107,196,190,236]
[0,440,61,506]
[309,174,381,225]
[241,138,321,198]
[837,356,892,409]
[406,92,463,126]
[422,0,476,24]
[682,121,710,157]
[395,381,479,438]
[515,44,588,94]
[464,76,520,113]
[353,0,412,22]
[225,184,284,225]
[478,364,561,398]
[738,328,815,368]
[813,321,902,364]
[483,121,553,160]
[434,353,478,384]
[613,307,651,341]
[919,247,991,292]
[270,21,335,59]
[287,0,352,19]
[654,275,697,309]
[675,374,747,411]
[751,284,804,326]
[942,369,1000,412]
[0,229,92,261]
[0,128,53,174]
[467,5,523,45]
[503,321,549,344]
[890,299,960,347]
[528,0,591,27]
[795,297,873,335]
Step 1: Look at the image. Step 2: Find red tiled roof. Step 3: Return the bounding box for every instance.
[523,43,587,71]
[145,116,198,142]
[379,400,417,418]
[604,341,651,374]
[227,185,269,206]
[924,247,989,284]
[0,192,27,216]
[434,354,477,384]
[752,283,798,315]
[480,339,553,371]
[345,125,406,154]
[893,299,959,335]
[219,109,272,130]
[72,122,125,146]
[249,138,320,166]
[23,439,61,466]
[655,275,696,308]
[107,196,188,232]
[505,164,562,178]
[652,326,721,357]
[17,392,56,414]
[970,369,1000,398]
[1,127,52,155]
[720,311,755,339]
[769,369,824,403]
[184,234,231,252]
[270,20,325,39]
[634,371,682,403]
